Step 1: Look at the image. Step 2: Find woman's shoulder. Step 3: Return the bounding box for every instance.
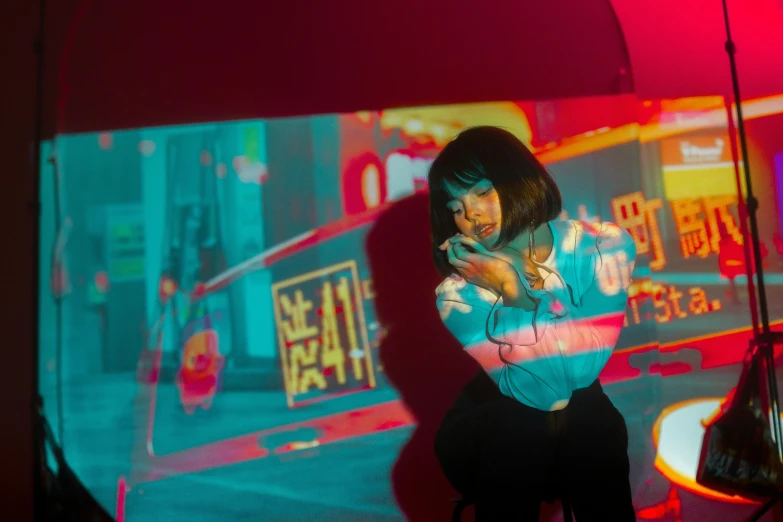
[435,274,466,298]
[553,219,635,257]
[552,220,637,295]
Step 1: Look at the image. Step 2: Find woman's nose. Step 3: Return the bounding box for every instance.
[465,205,481,220]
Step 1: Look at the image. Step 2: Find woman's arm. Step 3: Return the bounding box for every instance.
[573,238,637,348]
[436,280,523,369]
[436,279,494,348]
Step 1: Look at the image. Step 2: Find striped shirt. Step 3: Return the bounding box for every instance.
[435,220,637,411]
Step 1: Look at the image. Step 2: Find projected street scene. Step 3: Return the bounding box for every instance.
[38,94,783,521]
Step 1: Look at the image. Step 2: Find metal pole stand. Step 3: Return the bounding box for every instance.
[719,0,783,518]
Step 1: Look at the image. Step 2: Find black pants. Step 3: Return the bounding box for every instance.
[434,371,635,521]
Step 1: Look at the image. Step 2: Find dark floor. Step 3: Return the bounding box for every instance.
[39,359,783,522]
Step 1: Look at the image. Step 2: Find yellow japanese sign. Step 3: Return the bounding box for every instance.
[272,260,376,407]
[611,191,666,270]
[670,195,742,259]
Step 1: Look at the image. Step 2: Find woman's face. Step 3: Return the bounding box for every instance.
[445,178,502,248]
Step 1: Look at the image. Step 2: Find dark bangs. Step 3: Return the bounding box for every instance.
[427,126,562,277]
[427,150,484,276]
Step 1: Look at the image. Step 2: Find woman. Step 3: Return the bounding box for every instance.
[429,126,637,521]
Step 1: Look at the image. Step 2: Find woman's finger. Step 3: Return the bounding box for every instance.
[446,244,471,269]
[442,233,467,249]
[451,242,480,263]
[450,235,492,254]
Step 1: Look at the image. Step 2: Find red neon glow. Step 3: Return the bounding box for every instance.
[175,330,224,414]
[637,484,682,521]
[158,276,177,302]
[136,400,413,483]
[773,234,783,256]
[215,163,227,178]
[115,475,128,522]
[718,235,770,279]
[288,384,374,409]
[94,271,109,293]
[342,151,387,215]
[98,132,113,150]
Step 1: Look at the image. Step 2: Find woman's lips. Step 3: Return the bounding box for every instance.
[477,224,496,238]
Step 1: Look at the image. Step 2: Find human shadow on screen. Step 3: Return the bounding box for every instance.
[365,193,480,521]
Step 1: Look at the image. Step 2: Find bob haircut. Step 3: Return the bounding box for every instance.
[428,126,562,277]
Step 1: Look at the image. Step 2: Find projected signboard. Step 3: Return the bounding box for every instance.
[272,260,376,407]
[105,204,145,281]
